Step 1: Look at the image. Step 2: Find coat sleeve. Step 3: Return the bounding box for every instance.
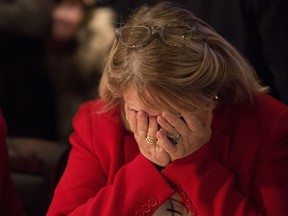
[46,102,174,216]
[163,108,288,216]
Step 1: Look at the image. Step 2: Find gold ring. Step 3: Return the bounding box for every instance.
[145,136,157,145]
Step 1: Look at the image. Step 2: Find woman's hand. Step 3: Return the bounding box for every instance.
[125,104,171,167]
[156,109,213,162]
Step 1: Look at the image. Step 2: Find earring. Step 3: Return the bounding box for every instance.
[212,95,220,102]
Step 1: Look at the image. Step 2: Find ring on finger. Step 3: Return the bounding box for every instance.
[168,132,180,145]
[145,136,157,145]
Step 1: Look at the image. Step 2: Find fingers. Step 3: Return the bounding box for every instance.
[181,112,205,134]
[124,105,171,166]
[125,103,158,139]
[126,105,213,164]
[157,128,177,153]
[125,105,158,145]
[157,115,179,138]
[146,116,158,138]
[137,114,171,167]
[160,112,187,136]
[158,109,213,161]
[161,108,213,134]
[137,111,149,138]
[143,116,158,145]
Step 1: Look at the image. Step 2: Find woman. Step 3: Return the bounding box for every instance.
[47,2,288,215]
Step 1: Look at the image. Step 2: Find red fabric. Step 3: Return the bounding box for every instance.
[0,113,26,216]
[47,94,288,216]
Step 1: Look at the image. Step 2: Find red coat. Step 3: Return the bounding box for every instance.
[0,113,25,216]
[47,94,288,216]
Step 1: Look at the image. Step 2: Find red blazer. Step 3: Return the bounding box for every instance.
[47,94,288,216]
[0,113,25,216]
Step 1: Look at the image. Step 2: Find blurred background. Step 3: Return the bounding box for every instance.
[0,0,287,215]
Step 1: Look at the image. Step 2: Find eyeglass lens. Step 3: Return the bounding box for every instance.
[119,26,150,48]
[162,26,192,47]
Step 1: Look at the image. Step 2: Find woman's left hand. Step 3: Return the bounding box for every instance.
[124,103,171,167]
[156,108,213,162]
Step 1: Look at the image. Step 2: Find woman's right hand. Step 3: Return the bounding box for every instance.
[124,104,171,167]
[156,109,213,162]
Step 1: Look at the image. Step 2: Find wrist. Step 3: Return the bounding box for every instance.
[152,162,165,172]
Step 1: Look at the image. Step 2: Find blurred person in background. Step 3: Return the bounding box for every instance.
[45,0,115,141]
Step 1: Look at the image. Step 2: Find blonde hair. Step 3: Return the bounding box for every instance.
[99,2,267,114]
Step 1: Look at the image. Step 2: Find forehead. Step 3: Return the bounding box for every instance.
[123,87,162,116]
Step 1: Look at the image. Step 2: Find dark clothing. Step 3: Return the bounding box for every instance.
[0,0,57,139]
[0,113,26,216]
[0,32,57,139]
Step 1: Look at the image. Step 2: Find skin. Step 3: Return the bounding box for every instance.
[51,0,84,41]
[123,87,213,167]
